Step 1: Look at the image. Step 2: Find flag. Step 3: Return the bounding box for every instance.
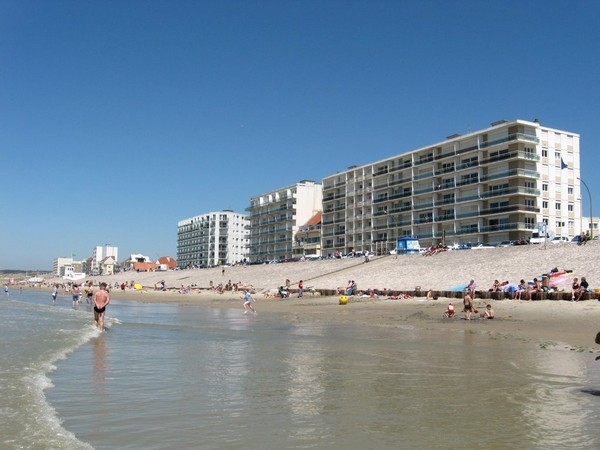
[560,158,568,169]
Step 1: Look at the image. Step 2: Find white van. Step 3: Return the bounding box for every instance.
[530,230,554,244]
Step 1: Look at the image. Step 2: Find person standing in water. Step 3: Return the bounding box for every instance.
[93,282,110,331]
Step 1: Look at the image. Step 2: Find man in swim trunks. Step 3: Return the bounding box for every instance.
[463,292,474,320]
[93,282,110,331]
[85,282,94,305]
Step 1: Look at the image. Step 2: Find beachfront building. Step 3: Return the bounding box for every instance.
[321,119,581,255]
[293,211,323,259]
[52,257,83,276]
[177,210,249,268]
[90,245,119,275]
[247,180,323,262]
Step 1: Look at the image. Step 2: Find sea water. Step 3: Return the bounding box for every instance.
[2,290,600,449]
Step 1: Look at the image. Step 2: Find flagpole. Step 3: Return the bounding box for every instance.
[578,177,593,239]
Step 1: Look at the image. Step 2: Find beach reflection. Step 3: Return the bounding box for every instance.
[283,324,330,441]
[93,336,107,395]
[524,348,593,448]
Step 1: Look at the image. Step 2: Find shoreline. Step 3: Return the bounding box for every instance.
[8,242,600,353]
[29,285,600,353]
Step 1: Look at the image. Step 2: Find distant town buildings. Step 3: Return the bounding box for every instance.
[177,210,249,268]
[53,257,82,276]
[321,119,581,254]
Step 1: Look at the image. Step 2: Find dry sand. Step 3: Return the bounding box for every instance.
[51,241,600,294]
[25,241,600,352]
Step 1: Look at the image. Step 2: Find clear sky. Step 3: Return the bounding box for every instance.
[1,0,599,271]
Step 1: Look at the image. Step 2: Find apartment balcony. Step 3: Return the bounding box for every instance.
[414,216,434,224]
[456,177,479,187]
[479,204,540,215]
[480,186,540,199]
[456,133,539,156]
[434,181,456,191]
[435,214,455,222]
[434,166,455,175]
[413,186,434,195]
[389,160,412,171]
[414,171,434,181]
[414,155,434,166]
[434,150,456,161]
[413,201,434,210]
[480,168,540,183]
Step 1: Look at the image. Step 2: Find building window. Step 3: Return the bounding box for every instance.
[542,201,548,209]
[568,204,574,212]
[569,221,574,229]
[568,187,573,195]
[542,183,548,192]
[555,151,561,160]
[555,203,561,210]
[542,148,548,157]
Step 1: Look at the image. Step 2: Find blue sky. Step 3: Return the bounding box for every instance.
[1,0,599,270]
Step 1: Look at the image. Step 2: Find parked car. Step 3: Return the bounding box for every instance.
[571,235,583,243]
[496,240,514,247]
[551,236,570,244]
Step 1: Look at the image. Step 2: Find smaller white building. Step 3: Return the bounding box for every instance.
[177,210,249,268]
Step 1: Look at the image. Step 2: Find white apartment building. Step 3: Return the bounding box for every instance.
[247,180,323,262]
[90,245,119,275]
[177,210,249,268]
[321,119,581,254]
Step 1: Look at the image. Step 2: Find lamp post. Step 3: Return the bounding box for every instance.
[578,177,593,238]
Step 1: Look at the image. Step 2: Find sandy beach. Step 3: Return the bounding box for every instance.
[18,240,600,352]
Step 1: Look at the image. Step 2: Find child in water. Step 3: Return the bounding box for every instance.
[480,304,495,319]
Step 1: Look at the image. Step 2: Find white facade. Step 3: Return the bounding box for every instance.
[247,180,323,262]
[177,210,249,268]
[91,245,119,275]
[321,119,581,254]
[53,257,74,276]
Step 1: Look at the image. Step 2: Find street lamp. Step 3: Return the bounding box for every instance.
[578,177,594,238]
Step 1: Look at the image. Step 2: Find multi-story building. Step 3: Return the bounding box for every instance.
[321,119,581,255]
[293,211,322,258]
[53,257,77,276]
[177,210,249,268]
[90,245,119,275]
[247,180,323,262]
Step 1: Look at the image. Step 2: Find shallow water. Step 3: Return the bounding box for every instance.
[2,290,600,449]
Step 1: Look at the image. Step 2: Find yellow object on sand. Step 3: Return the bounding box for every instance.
[339,296,348,305]
[134,283,143,290]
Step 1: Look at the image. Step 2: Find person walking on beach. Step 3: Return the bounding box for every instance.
[72,284,81,305]
[242,290,256,314]
[298,280,304,298]
[93,282,110,331]
[463,292,474,320]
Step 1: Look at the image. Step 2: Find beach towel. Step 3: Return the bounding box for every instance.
[448,284,468,292]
